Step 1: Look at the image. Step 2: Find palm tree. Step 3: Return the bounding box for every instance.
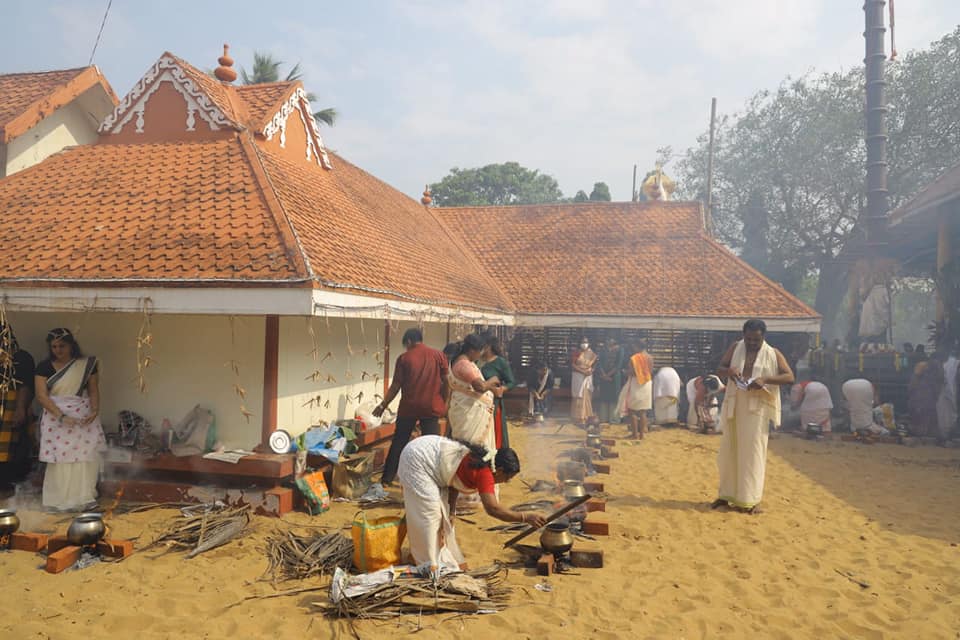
[240,52,337,126]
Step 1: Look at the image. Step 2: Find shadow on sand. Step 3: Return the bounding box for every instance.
[772,436,960,542]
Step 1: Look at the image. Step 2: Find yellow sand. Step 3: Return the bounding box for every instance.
[3,423,960,639]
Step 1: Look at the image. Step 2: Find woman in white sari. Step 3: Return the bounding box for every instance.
[34,328,105,511]
[446,334,501,509]
[397,435,545,577]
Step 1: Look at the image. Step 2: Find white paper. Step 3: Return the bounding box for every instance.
[201,450,252,464]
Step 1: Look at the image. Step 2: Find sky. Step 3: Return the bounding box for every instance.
[3,0,960,201]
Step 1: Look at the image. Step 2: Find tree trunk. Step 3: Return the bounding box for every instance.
[813,257,850,341]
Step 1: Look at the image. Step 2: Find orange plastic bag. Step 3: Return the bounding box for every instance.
[351,511,406,572]
[295,470,331,515]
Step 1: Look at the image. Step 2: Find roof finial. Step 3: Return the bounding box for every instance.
[421,185,432,206]
[214,44,237,83]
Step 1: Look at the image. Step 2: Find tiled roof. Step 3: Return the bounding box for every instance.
[235,82,298,132]
[434,202,819,319]
[256,147,512,310]
[0,137,308,282]
[0,66,117,143]
[889,161,960,225]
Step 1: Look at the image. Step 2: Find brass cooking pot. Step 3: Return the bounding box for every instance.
[540,522,574,554]
[0,510,20,536]
[563,480,586,500]
[67,513,106,546]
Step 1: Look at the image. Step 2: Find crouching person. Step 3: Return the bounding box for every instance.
[397,435,546,576]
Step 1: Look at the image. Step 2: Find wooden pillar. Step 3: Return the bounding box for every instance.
[260,315,280,449]
[936,216,951,322]
[383,320,391,398]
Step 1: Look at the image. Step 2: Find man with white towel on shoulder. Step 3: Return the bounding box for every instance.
[711,319,794,515]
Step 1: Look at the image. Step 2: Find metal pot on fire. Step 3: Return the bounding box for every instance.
[562,480,587,500]
[585,434,602,448]
[0,510,20,536]
[67,513,106,546]
[540,521,574,554]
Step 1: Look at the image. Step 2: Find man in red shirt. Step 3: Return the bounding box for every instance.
[374,328,449,485]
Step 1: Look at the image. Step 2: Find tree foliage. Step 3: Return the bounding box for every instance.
[240,51,338,127]
[675,26,960,336]
[589,182,611,201]
[429,162,563,206]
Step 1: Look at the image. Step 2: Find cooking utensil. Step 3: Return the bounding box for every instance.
[562,480,586,500]
[503,494,592,549]
[67,513,106,546]
[586,434,602,448]
[0,510,20,536]
[540,522,574,554]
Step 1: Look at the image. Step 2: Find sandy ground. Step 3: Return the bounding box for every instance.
[3,421,960,640]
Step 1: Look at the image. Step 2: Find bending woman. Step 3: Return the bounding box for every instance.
[34,328,105,511]
[397,435,546,575]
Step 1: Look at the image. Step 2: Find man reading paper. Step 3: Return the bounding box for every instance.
[711,319,794,514]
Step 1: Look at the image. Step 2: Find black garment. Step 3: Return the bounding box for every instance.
[380,416,441,484]
[0,349,36,488]
[11,349,36,392]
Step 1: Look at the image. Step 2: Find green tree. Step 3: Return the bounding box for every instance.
[675,26,960,338]
[572,190,590,202]
[429,162,563,206]
[589,182,611,201]
[240,51,338,126]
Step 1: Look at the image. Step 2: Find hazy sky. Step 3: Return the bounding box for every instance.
[3,1,960,200]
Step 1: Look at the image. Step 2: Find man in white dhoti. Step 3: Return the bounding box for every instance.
[712,320,794,514]
[841,378,887,435]
[790,381,834,432]
[937,350,959,441]
[653,366,682,426]
[617,341,653,439]
[686,374,724,433]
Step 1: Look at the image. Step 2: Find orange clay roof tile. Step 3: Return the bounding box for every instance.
[254,147,513,311]
[434,202,819,319]
[0,68,87,127]
[0,66,118,143]
[0,137,308,283]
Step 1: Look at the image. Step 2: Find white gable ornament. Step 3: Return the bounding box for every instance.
[262,87,333,169]
[99,55,234,135]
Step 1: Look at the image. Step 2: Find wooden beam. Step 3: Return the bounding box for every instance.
[261,315,280,449]
[383,320,391,398]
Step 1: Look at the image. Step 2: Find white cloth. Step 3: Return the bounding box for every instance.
[397,435,467,573]
[686,379,698,427]
[858,284,890,337]
[654,396,678,423]
[446,372,495,453]
[617,377,652,415]
[653,367,681,423]
[717,340,782,508]
[39,395,105,463]
[42,460,99,510]
[794,382,833,431]
[571,370,593,399]
[653,367,682,400]
[842,378,886,434]
[937,356,958,438]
